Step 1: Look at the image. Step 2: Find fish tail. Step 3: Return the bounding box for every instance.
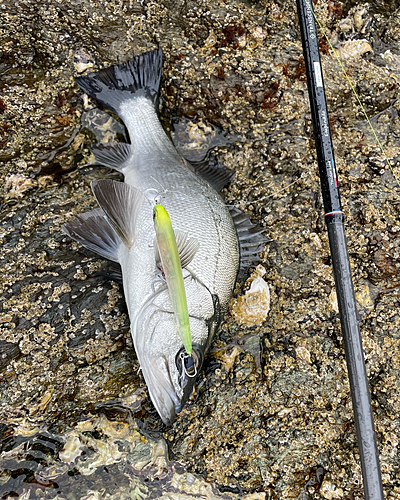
[75,48,163,115]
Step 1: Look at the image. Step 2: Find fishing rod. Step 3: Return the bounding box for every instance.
[295,1,384,499]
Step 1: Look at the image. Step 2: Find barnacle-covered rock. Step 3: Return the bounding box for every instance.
[1,0,400,498]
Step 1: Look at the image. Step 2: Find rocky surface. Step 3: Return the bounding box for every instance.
[1,0,400,498]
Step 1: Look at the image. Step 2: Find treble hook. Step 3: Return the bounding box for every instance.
[178,350,197,379]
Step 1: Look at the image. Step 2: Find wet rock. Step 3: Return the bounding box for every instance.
[0,414,265,499]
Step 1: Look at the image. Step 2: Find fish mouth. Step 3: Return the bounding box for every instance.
[145,347,204,426]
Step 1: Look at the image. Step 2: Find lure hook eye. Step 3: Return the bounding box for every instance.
[144,188,161,208]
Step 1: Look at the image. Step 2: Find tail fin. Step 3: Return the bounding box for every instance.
[75,48,163,115]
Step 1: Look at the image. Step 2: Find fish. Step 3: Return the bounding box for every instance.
[63,48,266,425]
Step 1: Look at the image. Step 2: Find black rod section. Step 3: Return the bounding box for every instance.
[295,1,384,498]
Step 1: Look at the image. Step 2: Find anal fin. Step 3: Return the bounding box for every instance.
[62,208,121,262]
[229,207,270,275]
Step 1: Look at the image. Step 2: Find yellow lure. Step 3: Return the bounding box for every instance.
[153,204,192,355]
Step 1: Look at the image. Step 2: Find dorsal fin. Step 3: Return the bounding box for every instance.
[62,208,121,262]
[229,207,269,275]
[155,230,199,269]
[91,143,133,172]
[91,179,144,248]
[187,154,233,192]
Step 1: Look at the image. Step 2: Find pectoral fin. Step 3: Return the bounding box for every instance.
[175,230,200,268]
[155,230,199,269]
[62,208,121,262]
[91,179,144,248]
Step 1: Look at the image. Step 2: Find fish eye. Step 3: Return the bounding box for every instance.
[176,348,200,379]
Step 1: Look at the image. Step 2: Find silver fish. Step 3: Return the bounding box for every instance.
[63,48,265,425]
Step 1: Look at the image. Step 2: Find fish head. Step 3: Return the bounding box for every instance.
[133,278,220,426]
[142,327,207,426]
